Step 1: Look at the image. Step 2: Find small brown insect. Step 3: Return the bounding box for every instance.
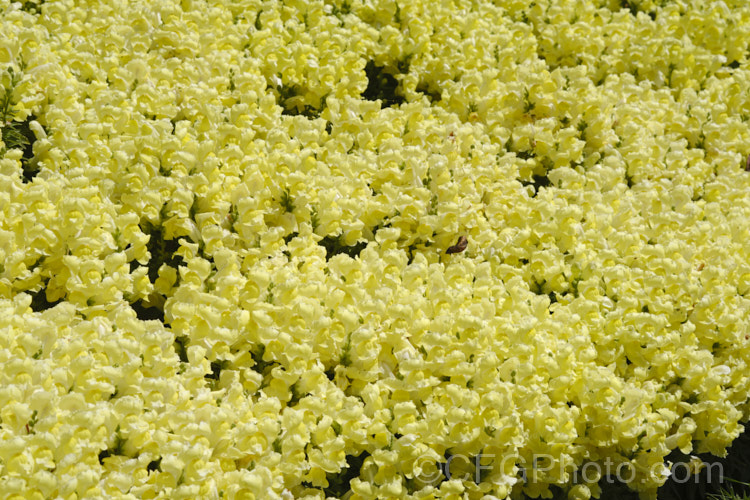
[697,262,705,271]
[446,235,468,254]
[746,153,750,171]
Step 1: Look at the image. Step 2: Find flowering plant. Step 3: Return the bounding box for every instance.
[1,0,750,499]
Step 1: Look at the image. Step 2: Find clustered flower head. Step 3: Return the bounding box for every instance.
[1,0,750,498]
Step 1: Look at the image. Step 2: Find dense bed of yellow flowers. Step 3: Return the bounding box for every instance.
[2,0,750,498]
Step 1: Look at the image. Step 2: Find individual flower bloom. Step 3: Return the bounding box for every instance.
[567,483,593,500]
[129,266,153,302]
